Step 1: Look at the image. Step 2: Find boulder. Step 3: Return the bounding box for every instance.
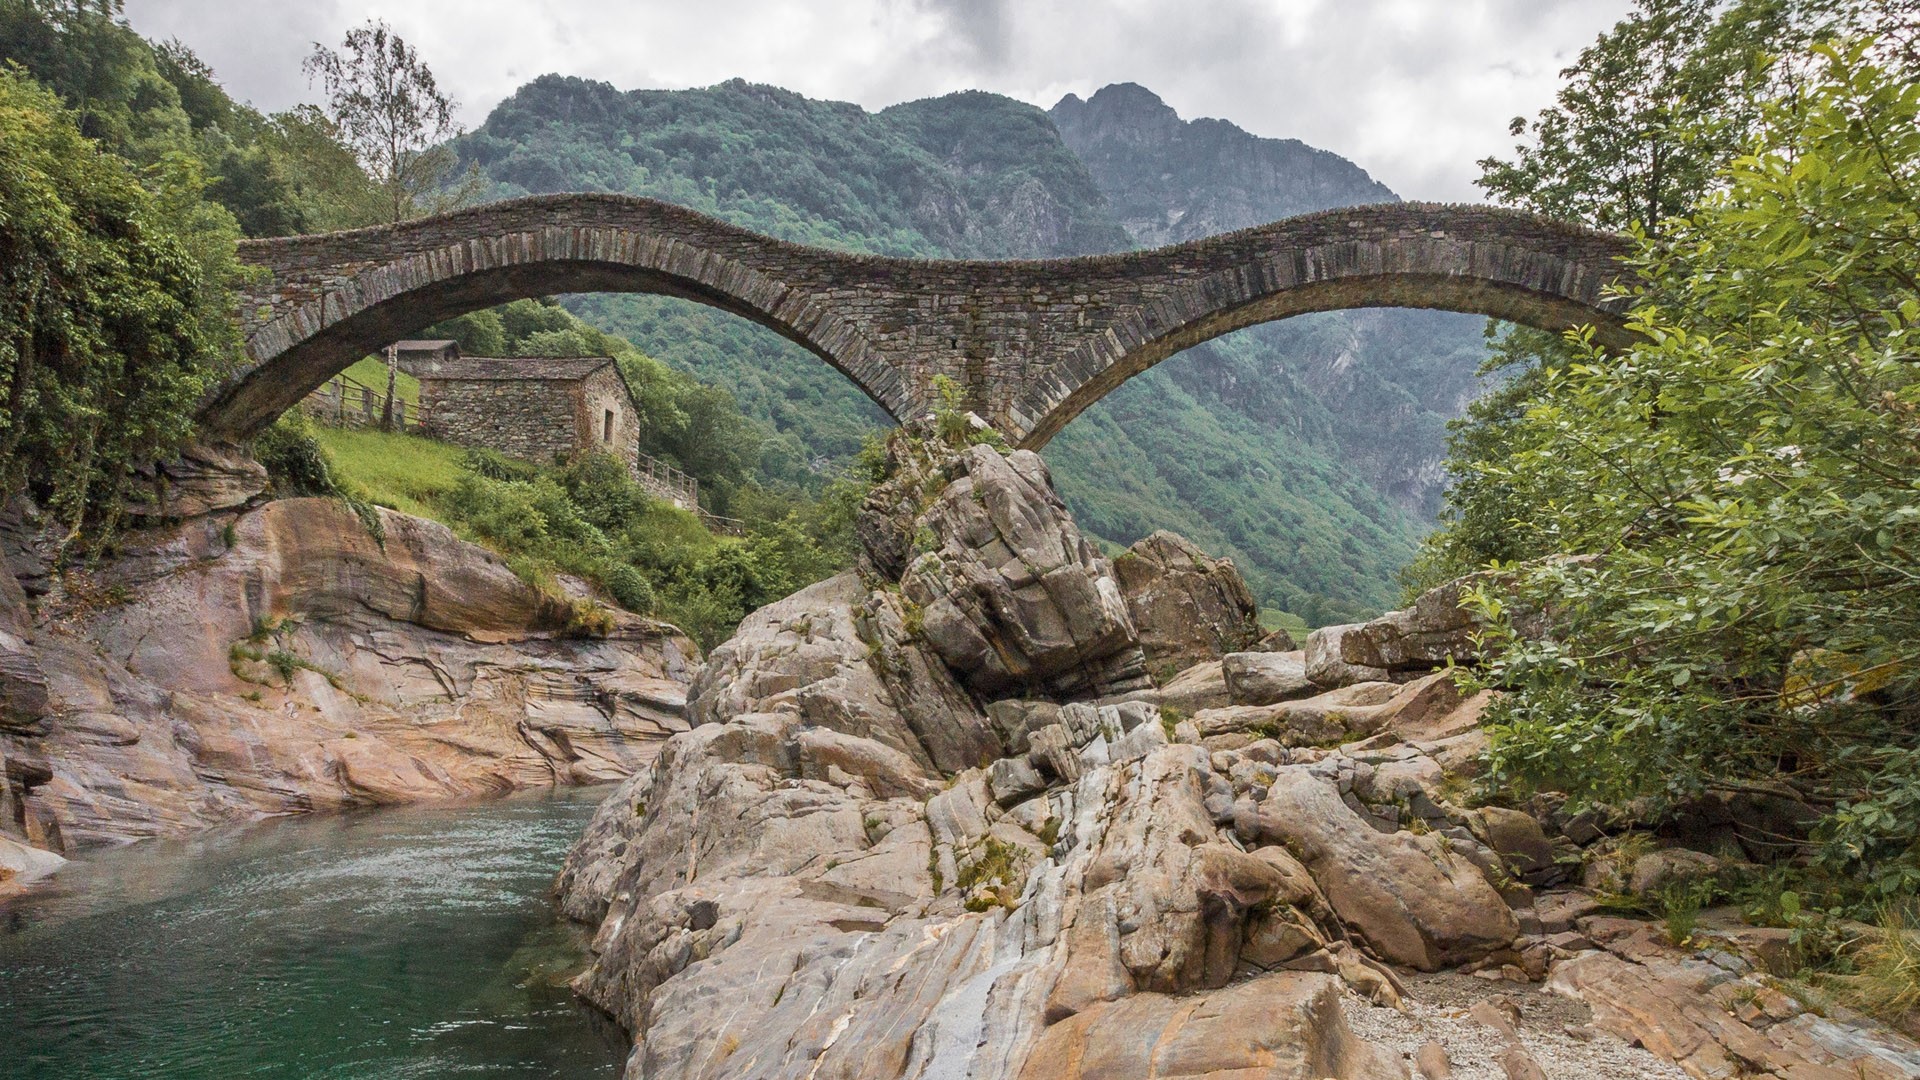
[893,445,1150,699]
[1338,575,1486,674]
[1129,659,1233,713]
[1627,848,1722,898]
[1223,649,1313,705]
[1243,767,1518,970]
[690,572,998,774]
[1305,623,1392,687]
[1112,530,1261,677]
[1019,973,1405,1080]
[1192,674,1461,749]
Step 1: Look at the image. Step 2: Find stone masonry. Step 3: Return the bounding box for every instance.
[214,194,1638,448]
[415,356,641,474]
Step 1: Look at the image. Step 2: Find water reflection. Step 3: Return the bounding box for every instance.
[0,788,627,1079]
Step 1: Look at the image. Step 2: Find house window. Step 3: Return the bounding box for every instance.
[603,409,615,443]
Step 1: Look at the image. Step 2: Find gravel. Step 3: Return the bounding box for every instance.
[1343,970,1691,1079]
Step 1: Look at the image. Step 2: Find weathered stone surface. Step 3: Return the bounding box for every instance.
[1473,806,1558,880]
[897,445,1149,700]
[1018,973,1407,1079]
[689,571,997,774]
[1340,576,1485,673]
[0,831,65,900]
[1224,649,1313,705]
[126,441,269,518]
[1193,674,1460,749]
[1550,945,1920,1080]
[0,497,696,853]
[1113,530,1260,676]
[1113,659,1233,713]
[1244,767,1518,970]
[222,196,1638,449]
[1306,623,1393,687]
[1626,848,1723,898]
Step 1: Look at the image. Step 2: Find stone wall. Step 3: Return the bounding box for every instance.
[421,376,581,466]
[578,365,642,474]
[221,195,1639,447]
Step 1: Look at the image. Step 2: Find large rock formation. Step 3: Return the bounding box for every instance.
[1113,529,1262,677]
[555,432,1497,1078]
[557,429,1920,1080]
[0,497,696,852]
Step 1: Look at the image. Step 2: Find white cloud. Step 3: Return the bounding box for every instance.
[123,0,1630,201]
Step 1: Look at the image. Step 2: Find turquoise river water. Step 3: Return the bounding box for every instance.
[0,787,627,1079]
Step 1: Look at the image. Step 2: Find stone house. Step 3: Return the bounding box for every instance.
[416,354,645,477]
[390,339,460,373]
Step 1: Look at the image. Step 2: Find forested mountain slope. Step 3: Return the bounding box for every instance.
[456,77,1488,622]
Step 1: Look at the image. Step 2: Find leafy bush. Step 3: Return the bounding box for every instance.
[0,67,239,540]
[255,414,340,497]
[1455,45,1920,906]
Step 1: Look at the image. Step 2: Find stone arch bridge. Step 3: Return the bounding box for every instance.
[217,194,1636,449]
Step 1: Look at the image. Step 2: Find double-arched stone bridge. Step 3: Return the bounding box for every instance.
[217,194,1636,448]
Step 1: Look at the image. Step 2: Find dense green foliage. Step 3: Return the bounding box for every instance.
[0,65,237,538]
[1456,45,1920,906]
[1419,0,1919,590]
[0,0,385,236]
[260,419,858,648]
[459,76,1490,621]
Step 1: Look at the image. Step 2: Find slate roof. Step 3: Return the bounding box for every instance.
[414,356,616,381]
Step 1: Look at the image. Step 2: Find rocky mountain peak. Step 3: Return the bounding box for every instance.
[1050,82,1185,146]
[1048,82,1397,246]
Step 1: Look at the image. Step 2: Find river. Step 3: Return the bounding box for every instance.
[0,787,627,1079]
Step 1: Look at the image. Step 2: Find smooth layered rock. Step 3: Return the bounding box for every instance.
[1019,973,1406,1079]
[1192,673,1461,750]
[1112,530,1261,677]
[1223,649,1313,705]
[1339,576,1484,673]
[1243,767,1518,970]
[689,572,997,774]
[1305,623,1392,687]
[0,497,697,852]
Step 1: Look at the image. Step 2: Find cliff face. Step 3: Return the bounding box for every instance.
[1049,82,1397,247]
[0,498,696,855]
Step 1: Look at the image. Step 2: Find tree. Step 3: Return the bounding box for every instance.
[303,19,469,225]
[1410,0,1916,587]
[1461,43,1920,905]
[0,69,237,540]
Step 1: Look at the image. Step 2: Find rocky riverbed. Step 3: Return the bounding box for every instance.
[0,494,695,888]
[554,427,1920,1080]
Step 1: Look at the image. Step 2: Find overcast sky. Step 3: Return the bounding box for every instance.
[124,0,1632,203]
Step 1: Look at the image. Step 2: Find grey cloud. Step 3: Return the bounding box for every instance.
[122,0,1632,201]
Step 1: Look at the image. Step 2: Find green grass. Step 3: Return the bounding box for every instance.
[339,357,420,406]
[311,427,465,519]
[1259,608,1311,638]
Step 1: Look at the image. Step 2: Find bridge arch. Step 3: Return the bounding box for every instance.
[210,195,911,443]
[215,196,1635,448]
